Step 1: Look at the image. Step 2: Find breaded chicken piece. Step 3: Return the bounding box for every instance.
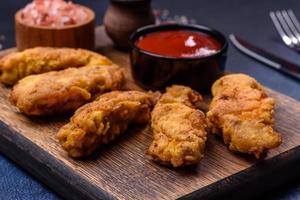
[10,65,124,116]
[148,85,207,167]
[0,47,112,85]
[207,74,282,158]
[57,91,159,157]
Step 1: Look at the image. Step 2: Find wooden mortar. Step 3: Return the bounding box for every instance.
[15,6,95,51]
[104,0,155,50]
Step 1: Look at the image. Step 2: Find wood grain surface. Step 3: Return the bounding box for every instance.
[0,27,299,200]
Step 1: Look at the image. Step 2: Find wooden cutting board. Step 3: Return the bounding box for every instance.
[0,27,299,200]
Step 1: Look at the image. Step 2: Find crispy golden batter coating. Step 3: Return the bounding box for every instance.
[207,74,282,158]
[0,47,112,85]
[10,65,124,116]
[57,91,159,157]
[148,85,207,167]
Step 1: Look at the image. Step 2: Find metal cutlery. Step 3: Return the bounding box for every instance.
[229,34,300,81]
[270,10,300,52]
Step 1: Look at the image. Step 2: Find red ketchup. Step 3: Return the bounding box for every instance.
[135,30,221,58]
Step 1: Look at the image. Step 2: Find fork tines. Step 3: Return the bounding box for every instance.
[270,10,300,51]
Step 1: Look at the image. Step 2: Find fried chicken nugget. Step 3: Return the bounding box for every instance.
[57,91,159,157]
[10,65,124,116]
[148,85,207,167]
[207,74,282,158]
[0,47,112,85]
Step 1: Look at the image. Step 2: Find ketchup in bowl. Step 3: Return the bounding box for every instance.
[130,24,228,91]
[135,30,221,58]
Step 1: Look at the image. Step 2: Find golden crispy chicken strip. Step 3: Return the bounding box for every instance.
[148,85,207,167]
[0,47,112,85]
[10,65,124,116]
[57,91,159,157]
[207,74,282,158]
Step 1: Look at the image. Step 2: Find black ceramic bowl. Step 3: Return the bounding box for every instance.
[129,24,228,92]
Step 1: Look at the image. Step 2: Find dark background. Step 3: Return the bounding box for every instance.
[0,0,299,199]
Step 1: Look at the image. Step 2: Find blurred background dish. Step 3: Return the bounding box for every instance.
[104,0,155,50]
[15,0,95,50]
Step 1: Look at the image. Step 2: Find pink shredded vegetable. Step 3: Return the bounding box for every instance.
[21,0,88,27]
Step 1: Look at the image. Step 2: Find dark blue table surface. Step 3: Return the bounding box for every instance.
[0,0,300,199]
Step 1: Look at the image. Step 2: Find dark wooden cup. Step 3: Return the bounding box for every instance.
[15,6,95,51]
[104,0,155,50]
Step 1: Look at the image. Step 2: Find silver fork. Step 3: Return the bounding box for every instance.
[270,10,300,52]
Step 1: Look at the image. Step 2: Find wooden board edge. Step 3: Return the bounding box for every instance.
[179,146,300,200]
[0,120,116,200]
[1,114,299,200]
[0,47,17,55]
